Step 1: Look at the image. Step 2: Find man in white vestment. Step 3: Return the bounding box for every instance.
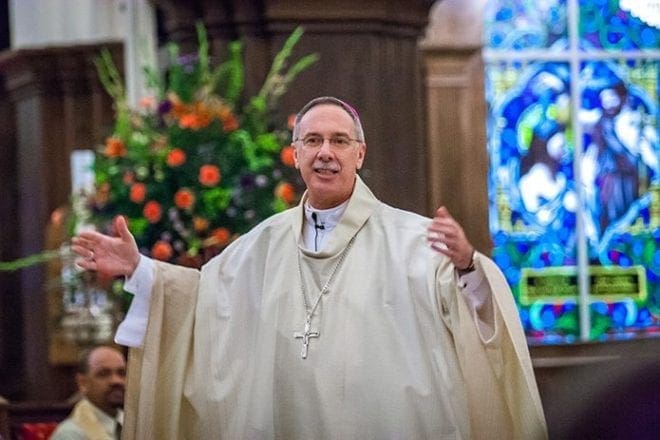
[73,96,548,439]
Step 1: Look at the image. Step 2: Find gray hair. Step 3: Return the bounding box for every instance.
[292,96,365,142]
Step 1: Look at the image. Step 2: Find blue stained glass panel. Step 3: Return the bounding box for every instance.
[486,61,581,342]
[485,57,660,343]
[579,59,660,340]
[580,59,659,249]
[484,0,568,51]
[579,0,660,51]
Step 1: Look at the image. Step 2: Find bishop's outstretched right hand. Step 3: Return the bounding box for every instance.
[71,215,141,278]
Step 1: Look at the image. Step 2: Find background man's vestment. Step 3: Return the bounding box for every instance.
[121,177,547,439]
[50,398,122,440]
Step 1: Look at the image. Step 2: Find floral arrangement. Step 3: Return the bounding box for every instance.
[86,24,317,267]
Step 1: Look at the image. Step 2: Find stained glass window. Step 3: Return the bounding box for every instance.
[484,0,568,51]
[484,0,659,344]
[580,0,660,51]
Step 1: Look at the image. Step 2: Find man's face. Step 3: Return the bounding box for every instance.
[77,347,126,416]
[293,104,366,209]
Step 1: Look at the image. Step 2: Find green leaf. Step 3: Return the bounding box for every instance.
[143,64,165,98]
[202,188,232,213]
[94,49,131,138]
[0,249,62,272]
[129,218,149,236]
[196,21,211,87]
[213,41,244,104]
[257,26,318,109]
[187,240,201,256]
[255,133,280,153]
[278,53,320,99]
[272,198,289,213]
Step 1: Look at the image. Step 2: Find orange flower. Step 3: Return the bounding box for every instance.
[168,93,187,118]
[199,164,221,187]
[221,113,239,132]
[179,112,212,130]
[151,240,173,261]
[287,113,296,130]
[129,183,147,203]
[143,200,162,223]
[104,136,127,158]
[193,216,210,232]
[275,182,296,204]
[174,188,196,210]
[280,146,296,167]
[211,227,231,246]
[167,148,186,167]
[216,105,232,120]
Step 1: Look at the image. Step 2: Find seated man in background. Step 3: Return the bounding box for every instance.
[51,345,126,440]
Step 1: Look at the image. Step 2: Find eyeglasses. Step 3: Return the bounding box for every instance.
[294,135,362,150]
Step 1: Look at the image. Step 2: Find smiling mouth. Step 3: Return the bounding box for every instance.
[314,166,339,174]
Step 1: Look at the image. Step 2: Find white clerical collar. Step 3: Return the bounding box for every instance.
[302,199,349,251]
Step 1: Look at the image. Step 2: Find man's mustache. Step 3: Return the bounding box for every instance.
[313,163,340,172]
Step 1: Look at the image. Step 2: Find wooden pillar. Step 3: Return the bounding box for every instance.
[420,0,491,253]
[153,0,435,213]
[0,43,120,400]
[0,77,22,400]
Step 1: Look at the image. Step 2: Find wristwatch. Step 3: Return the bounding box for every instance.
[457,251,476,275]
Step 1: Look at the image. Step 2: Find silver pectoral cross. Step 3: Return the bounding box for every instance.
[293,318,319,359]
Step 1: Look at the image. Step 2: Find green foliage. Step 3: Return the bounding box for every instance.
[0,250,61,272]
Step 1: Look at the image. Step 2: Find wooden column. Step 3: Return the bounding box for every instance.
[0,76,21,400]
[420,0,491,253]
[0,43,120,400]
[153,0,435,213]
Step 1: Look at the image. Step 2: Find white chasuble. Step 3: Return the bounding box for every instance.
[122,177,547,439]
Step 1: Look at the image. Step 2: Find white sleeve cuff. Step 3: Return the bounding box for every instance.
[122,254,155,294]
[458,268,489,310]
[457,263,496,342]
[114,255,155,348]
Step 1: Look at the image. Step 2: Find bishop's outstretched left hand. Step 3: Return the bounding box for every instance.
[71,215,141,278]
[427,206,474,271]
